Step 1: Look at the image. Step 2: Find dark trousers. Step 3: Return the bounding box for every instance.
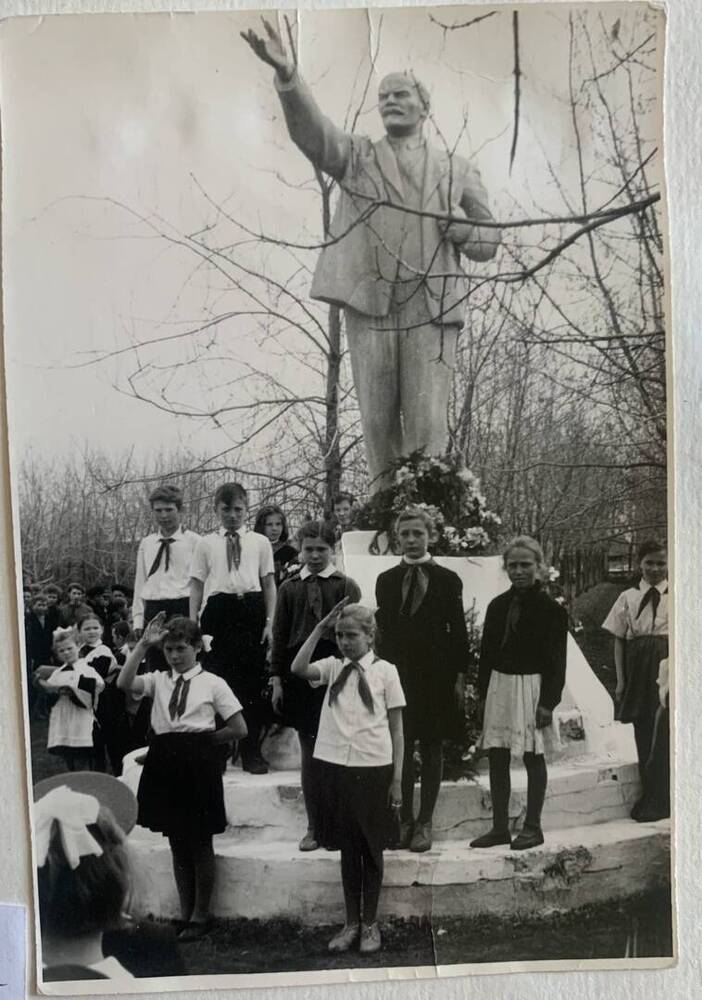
[143,599,190,671]
[200,592,268,762]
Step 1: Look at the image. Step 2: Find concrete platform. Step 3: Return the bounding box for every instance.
[221,759,640,842]
[128,818,671,924]
[121,755,642,844]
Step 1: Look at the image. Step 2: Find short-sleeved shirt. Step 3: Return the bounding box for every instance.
[602,580,669,639]
[310,651,405,766]
[189,527,275,611]
[138,664,243,734]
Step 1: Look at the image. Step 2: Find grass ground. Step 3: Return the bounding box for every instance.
[168,889,672,975]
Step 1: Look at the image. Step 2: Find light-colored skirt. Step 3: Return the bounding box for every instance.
[479,671,561,756]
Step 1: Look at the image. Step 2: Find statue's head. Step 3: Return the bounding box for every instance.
[378,72,430,136]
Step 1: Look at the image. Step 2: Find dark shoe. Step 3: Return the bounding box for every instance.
[470,828,512,848]
[510,827,544,851]
[328,923,360,953]
[410,821,433,853]
[399,820,414,849]
[242,754,269,775]
[299,830,319,851]
[630,797,645,821]
[177,919,213,942]
[359,922,382,954]
[634,804,670,823]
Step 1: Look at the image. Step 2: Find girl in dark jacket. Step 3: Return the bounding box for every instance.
[471,536,568,851]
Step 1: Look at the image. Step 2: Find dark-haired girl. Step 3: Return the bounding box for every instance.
[602,540,669,821]
[117,614,247,940]
[254,503,298,585]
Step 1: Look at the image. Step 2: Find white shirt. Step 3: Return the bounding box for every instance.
[602,579,669,639]
[189,527,275,610]
[311,651,405,766]
[46,660,105,749]
[132,527,201,629]
[139,664,243,734]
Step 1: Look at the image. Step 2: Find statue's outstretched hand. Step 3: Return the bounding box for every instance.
[241,17,294,81]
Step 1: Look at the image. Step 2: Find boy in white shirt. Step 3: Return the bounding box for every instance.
[189,482,276,774]
[132,485,201,636]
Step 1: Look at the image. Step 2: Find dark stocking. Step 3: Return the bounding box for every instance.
[191,835,216,923]
[360,841,384,924]
[340,841,362,925]
[417,741,444,824]
[400,740,416,824]
[488,747,512,833]
[298,733,320,836]
[523,752,547,829]
[168,835,196,923]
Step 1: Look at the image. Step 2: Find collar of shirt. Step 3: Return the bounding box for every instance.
[158,526,185,540]
[340,650,375,671]
[638,579,668,594]
[170,664,202,684]
[217,525,247,538]
[402,553,432,565]
[299,564,338,580]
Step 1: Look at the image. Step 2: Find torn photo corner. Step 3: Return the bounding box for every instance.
[0,2,673,994]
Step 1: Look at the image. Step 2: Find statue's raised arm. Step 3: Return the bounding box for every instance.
[242,17,353,182]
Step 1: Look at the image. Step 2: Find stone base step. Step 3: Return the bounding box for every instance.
[129,818,670,925]
[122,753,641,843]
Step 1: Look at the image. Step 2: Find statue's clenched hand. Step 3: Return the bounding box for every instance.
[241,17,295,82]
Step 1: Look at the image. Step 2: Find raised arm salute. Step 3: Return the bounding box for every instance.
[242,19,500,493]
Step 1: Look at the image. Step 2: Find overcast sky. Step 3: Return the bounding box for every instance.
[0,4,660,468]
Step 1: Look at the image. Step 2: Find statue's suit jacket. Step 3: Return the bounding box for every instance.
[276,73,499,323]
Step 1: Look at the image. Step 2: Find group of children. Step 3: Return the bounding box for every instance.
[29,480,670,957]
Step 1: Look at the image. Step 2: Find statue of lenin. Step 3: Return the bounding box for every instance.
[243,19,501,491]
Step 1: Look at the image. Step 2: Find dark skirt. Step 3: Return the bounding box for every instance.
[316,761,396,861]
[617,635,668,723]
[278,640,338,737]
[281,675,326,738]
[137,732,226,838]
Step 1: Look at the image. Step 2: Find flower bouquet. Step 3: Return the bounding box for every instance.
[354,450,502,556]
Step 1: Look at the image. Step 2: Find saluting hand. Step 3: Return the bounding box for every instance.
[241,18,295,81]
[316,596,351,634]
[141,611,169,648]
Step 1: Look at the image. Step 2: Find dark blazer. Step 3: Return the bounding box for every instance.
[25,611,56,667]
[375,561,471,682]
[478,583,568,711]
[270,570,361,677]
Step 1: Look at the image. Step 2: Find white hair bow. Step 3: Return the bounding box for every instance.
[35,786,103,870]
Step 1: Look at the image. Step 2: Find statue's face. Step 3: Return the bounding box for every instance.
[378,74,428,134]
